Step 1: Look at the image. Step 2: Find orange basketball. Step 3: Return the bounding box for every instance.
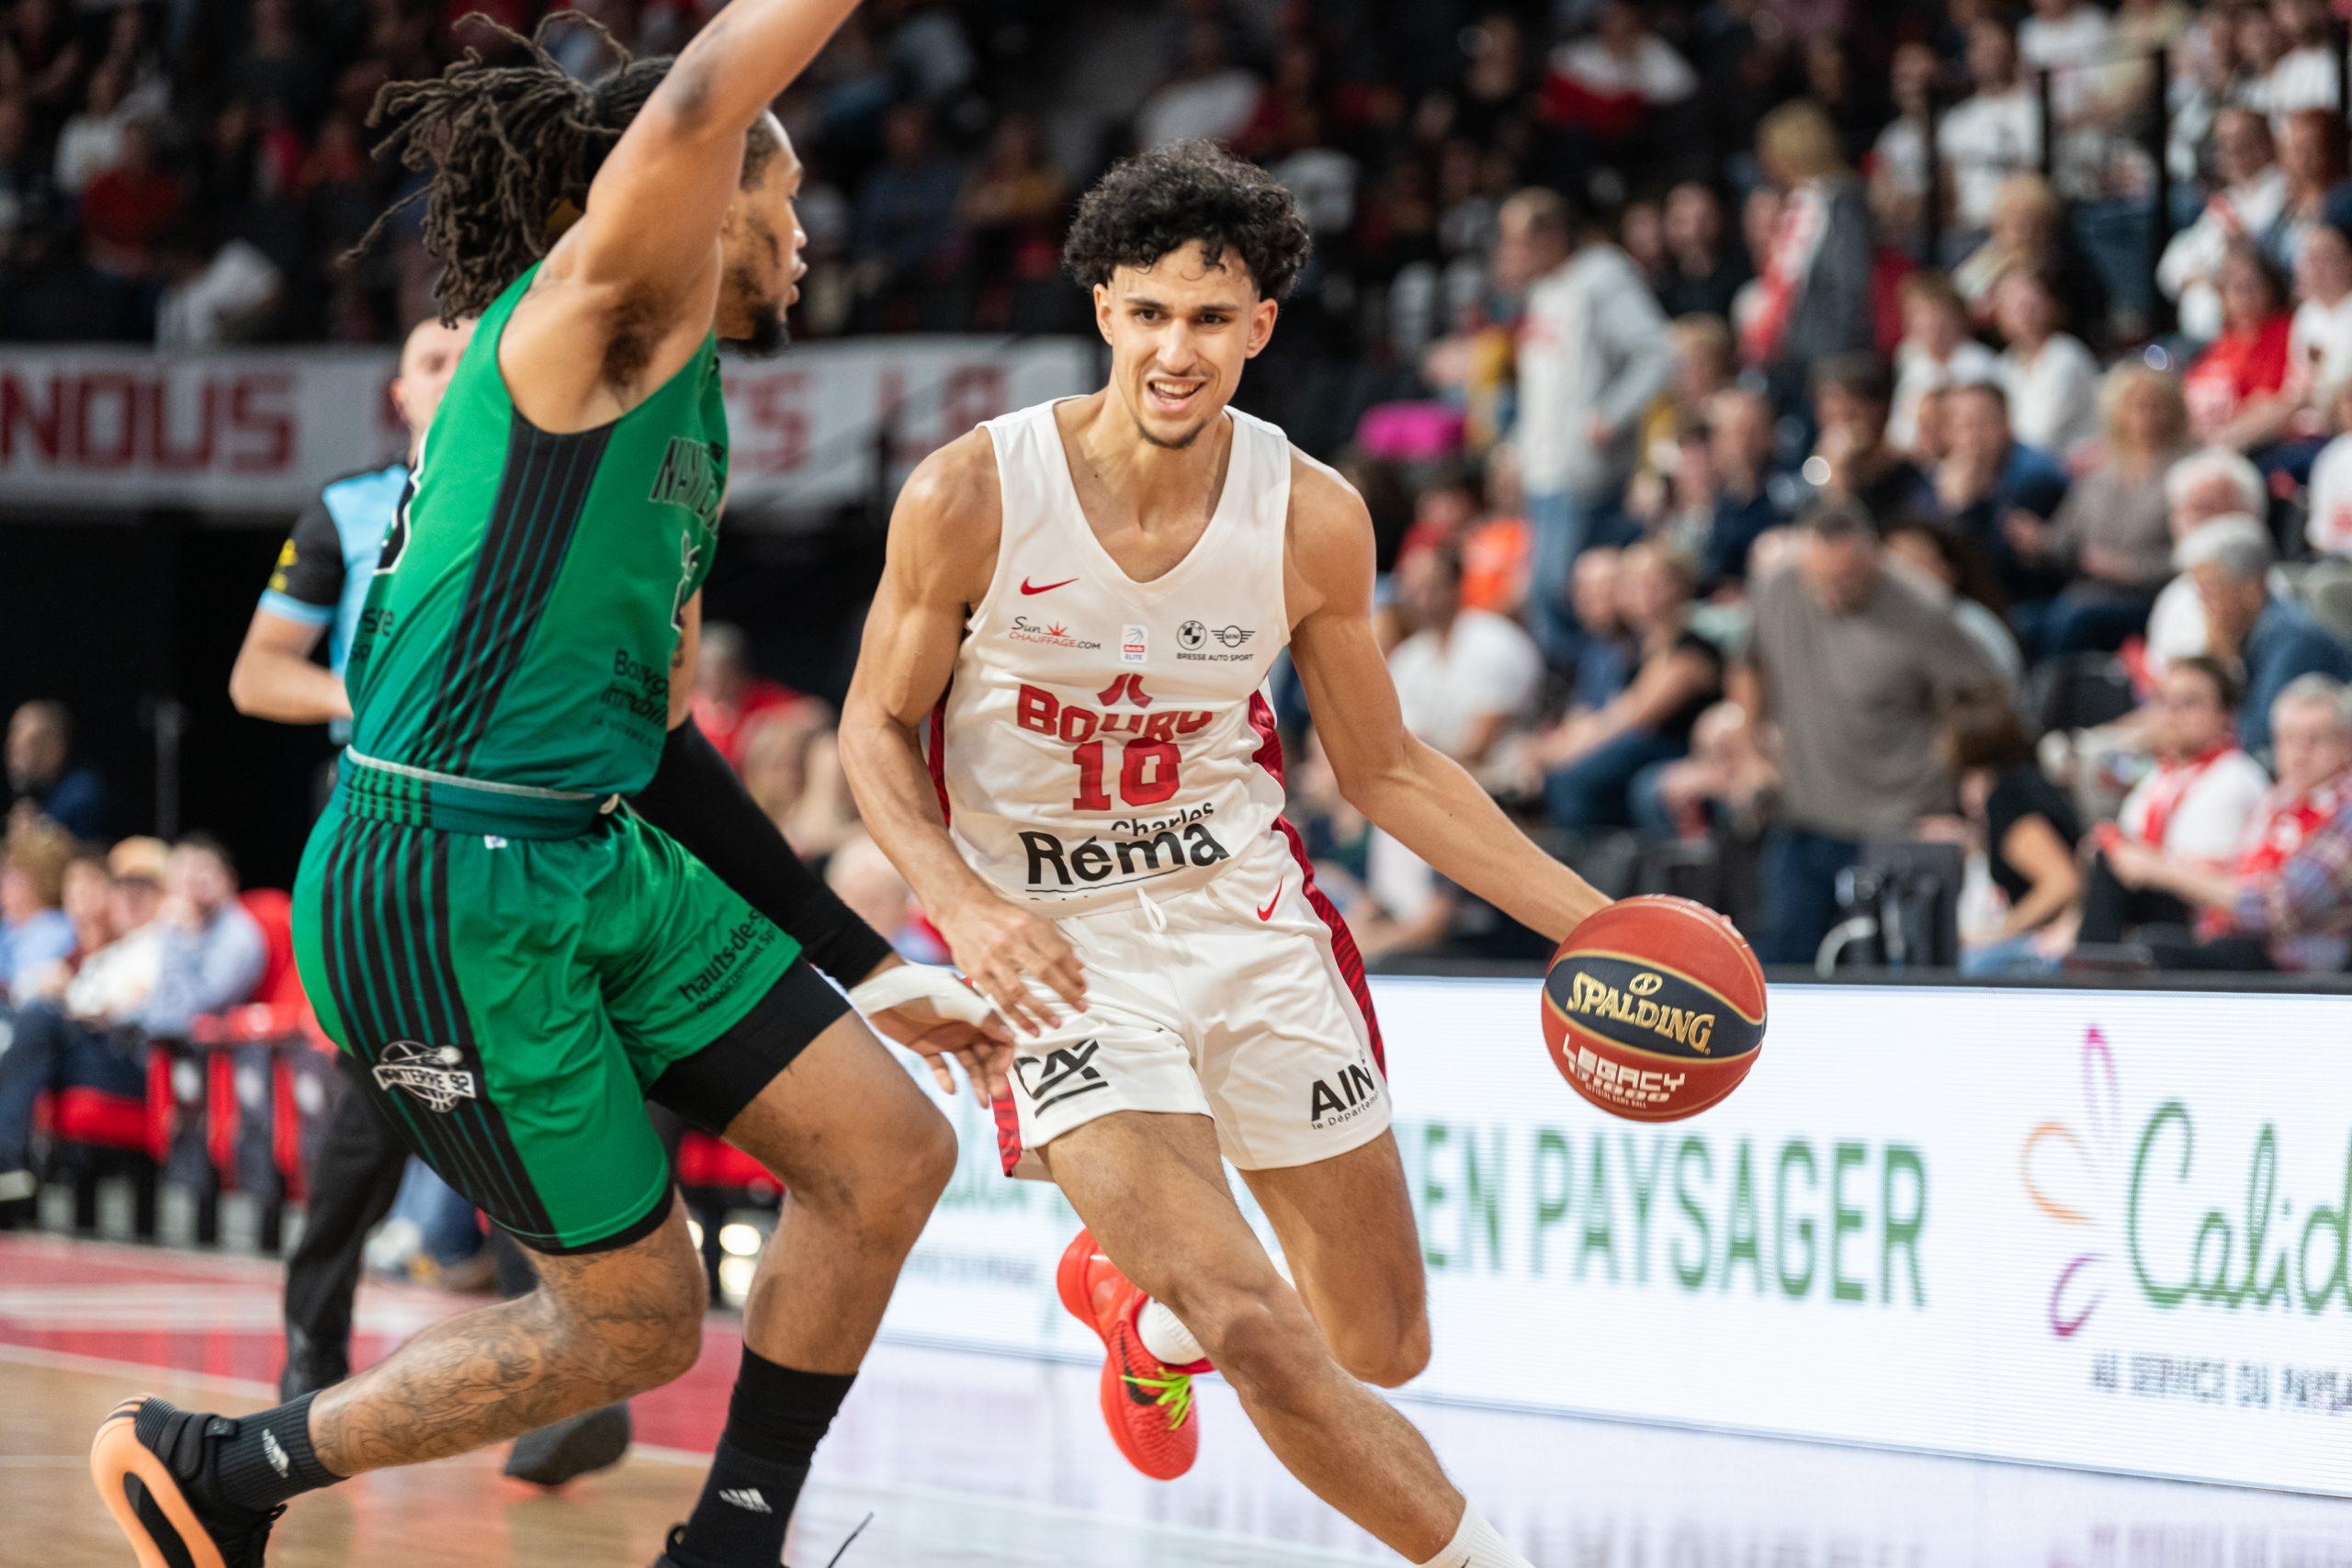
[1541,896,1768,1122]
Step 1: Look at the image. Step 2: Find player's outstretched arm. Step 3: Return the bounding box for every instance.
[1285,457,1609,944]
[838,432,1089,1036]
[560,0,860,307]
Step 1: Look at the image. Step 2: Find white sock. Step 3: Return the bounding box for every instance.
[1136,1296,1206,1366]
[1413,1503,1532,1568]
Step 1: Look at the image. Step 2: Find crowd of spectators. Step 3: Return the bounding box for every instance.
[10,0,2352,979]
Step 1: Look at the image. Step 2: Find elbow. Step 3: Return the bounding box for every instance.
[226,657,266,718]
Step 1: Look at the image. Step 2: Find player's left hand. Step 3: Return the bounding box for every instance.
[852,960,1016,1104]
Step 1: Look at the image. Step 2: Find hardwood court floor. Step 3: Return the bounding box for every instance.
[6,1234,2347,1567]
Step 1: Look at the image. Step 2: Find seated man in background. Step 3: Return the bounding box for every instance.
[5,700,109,842]
[1926,379,2073,632]
[2076,657,2273,947]
[2099,674,2352,971]
[0,836,263,1203]
[2187,516,2352,757]
[1538,542,1723,833]
[2143,447,2273,672]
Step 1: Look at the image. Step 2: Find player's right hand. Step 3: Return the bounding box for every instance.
[933,891,1087,1036]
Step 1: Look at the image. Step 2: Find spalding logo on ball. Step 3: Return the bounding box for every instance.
[1542,895,1767,1122]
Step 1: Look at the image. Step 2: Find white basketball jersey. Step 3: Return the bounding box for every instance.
[932,399,1293,913]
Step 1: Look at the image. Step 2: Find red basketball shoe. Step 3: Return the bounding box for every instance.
[1056,1228,1209,1482]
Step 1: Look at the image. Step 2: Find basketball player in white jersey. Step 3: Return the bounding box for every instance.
[839,141,1608,1568]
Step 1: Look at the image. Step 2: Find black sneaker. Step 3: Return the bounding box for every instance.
[503,1401,631,1487]
[91,1396,284,1568]
[650,1514,873,1568]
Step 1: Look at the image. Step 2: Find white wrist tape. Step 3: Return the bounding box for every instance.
[846,963,996,1024]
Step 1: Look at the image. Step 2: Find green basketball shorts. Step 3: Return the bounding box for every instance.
[291,756,837,1254]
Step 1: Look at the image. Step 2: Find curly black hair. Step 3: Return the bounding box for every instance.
[1061,139,1312,301]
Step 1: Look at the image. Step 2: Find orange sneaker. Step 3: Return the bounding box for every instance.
[1056,1227,1207,1482]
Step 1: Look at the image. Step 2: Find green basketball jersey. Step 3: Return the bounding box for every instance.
[345,264,728,795]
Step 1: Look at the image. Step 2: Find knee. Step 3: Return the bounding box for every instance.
[792,1100,954,1247]
[1332,1312,1431,1389]
[1170,1281,1323,1393]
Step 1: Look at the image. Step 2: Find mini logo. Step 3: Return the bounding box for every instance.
[1308,1063,1381,1127]
[371,1041,478,1113]
[1211,625,1255,649]
[261,1429,291,1478]
[1257,877,1283,920]
[718,1488,773,1514]
[1016,1040,1111,1113]
[1180,619,1207,650]
[1120,624,1148,664]
[1627,971,1664,996]
[1021,576,1078,595]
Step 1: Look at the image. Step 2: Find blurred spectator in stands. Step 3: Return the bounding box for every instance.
[79,117,182,296]
[691,622,805,771]
[1539,0,1696,174]
[1564,546,1634,717]
[53,60,133,197]
[1995,267,2102,459]
[2076,655,2272,944]
[826,832,948,964]
[1693,385,1799,592]
[2144,447,2272,671]
[2007,364,2191,656]
[1935,683,2085,975]
[2220,217,2352,460]
[1742,100,1875,396]
[1537,543,1723,833]
[2265,2,2344,123]
[1495,186,1672,666]
[2102,673,2352,970]
[2186,516,2352,756]
[0,821,74,998]
[2264,108,2348,278]
[737,712,860,863]
[1954,174,2106,335]
[0,835,263,1200]
[1929,380,2073,617]
[2019,0,2111,125]
[2158,108,2285,343]
[1387,544,1542,776]
[1808,354,1933,524]
[0,0,84,120]
[1939,17,2041,241]
[854,102,966,329]
[5,701,107,842]
[1891,271,2001,456]
[1883,516,2025,682]
[2303,378,2352,557]
[1737,501,2003,964]
[957,112,1067,332]
[1868,41,1941,256]
[1136,22,1261,151]
[1655,180,1746,321]
[2183,244,2294,445]
[229,0,322,129]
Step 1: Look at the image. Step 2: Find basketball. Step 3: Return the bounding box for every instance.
[1542,896,1768,1122]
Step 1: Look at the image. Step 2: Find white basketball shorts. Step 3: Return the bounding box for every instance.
[993,824,1391,1177]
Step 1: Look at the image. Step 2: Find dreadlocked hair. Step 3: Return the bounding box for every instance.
[353,11,673,321]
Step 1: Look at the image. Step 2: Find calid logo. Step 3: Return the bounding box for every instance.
[1017,1040,1110,1113]
[371,1041,478,1113]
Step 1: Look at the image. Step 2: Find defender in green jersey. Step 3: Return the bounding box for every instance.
[94,9,1010,1567]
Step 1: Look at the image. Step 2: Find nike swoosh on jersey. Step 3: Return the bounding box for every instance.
[1020,577,1079,595]
[1256,878,1283,920]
